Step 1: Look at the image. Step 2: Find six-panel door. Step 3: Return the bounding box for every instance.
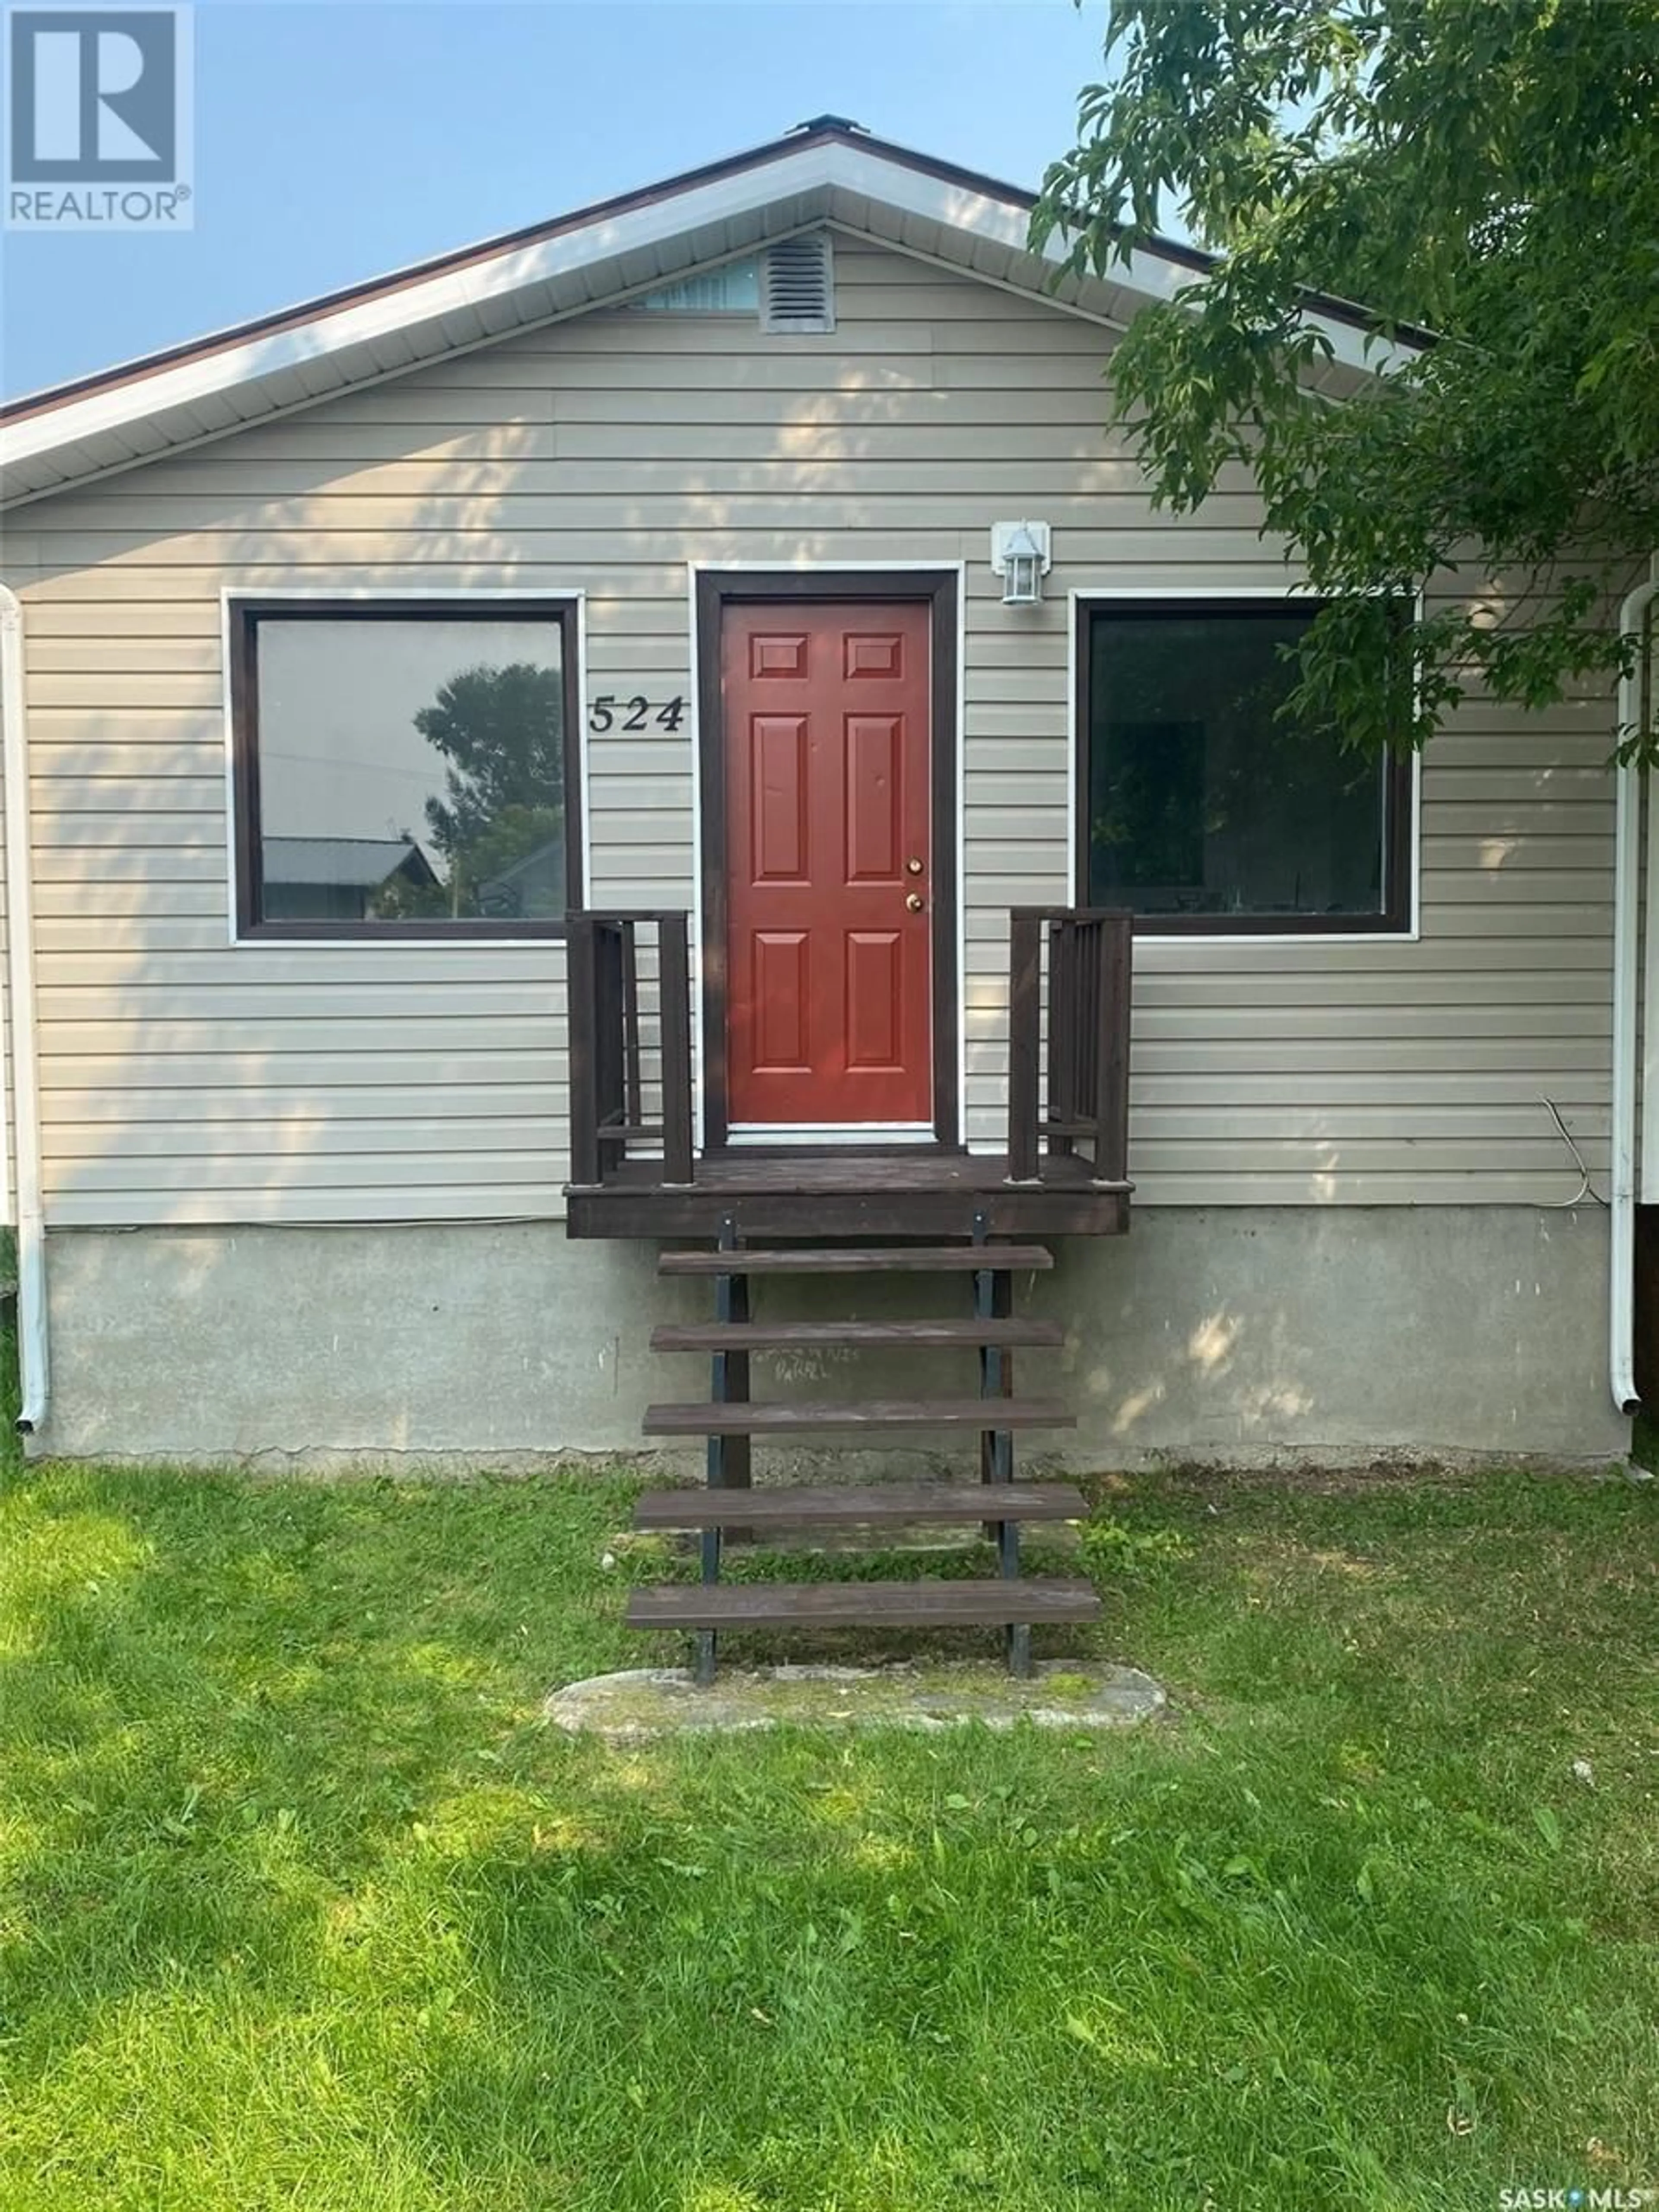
[723,601,933,1128]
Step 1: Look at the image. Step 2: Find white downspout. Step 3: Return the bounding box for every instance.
[0,584,48,1435]
[1610,561,1658,1415]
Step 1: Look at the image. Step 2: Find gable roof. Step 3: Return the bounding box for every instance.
[0,116,1427,509]
[263,836,439,892]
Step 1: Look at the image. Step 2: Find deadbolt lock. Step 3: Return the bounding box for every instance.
[906,857,924,874]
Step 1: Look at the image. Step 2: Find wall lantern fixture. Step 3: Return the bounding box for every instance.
[990,519,1052,607]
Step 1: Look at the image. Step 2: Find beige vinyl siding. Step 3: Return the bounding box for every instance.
[10,236,1616,1226]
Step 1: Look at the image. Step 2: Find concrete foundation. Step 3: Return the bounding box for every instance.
[35,1205,1628,1468]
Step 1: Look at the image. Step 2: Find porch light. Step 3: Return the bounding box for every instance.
[991,519,1052,607]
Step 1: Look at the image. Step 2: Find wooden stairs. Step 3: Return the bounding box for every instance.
[626,1214,1099,1681]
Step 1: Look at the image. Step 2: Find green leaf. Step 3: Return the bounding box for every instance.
[1030,0,1659,756]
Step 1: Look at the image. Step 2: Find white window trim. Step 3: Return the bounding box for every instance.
[219,585,588,950]
[1067,584,1423,948]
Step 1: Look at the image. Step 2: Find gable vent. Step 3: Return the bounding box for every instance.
[761,234,835,335]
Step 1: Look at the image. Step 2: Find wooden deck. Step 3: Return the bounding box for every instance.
[564,904,1133,1243]
[565,1148,1131,1239]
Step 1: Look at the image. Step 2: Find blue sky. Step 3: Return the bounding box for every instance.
[0,0,1112,401]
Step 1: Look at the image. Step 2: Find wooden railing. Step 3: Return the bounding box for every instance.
[1007,907,1133,1186]
[566,910,693,1187]
[569,903,1128,1195]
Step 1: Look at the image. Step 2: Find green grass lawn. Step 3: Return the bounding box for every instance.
[0,1456,1654,2212]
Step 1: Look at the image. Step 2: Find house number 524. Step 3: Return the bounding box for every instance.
[588,695,687,733]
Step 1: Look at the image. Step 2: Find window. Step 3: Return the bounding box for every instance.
[627,238,835,331]
[1077,598,1412,934]
[230,599,581,938]
[632,261,761,313]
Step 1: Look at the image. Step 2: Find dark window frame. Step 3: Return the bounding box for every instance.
[228,595,584,941]
[1074,594,1415,937]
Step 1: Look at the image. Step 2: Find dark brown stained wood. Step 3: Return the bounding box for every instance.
[658,1243,1055,1276]
[1007,908,1042,1182]
[564,1143,1131,1237]
[593,921,628,1166]
[1095,911,1133,1186]
[633,1481,1088,1531]
[658,912,695,1184]
[570,1181,1129,1241]
[650,1318,1066,1351]
[662,1154,1120,1193]
[565,909,698,1194]
[642,1397,1076,1436]
[620,918,643,1132]
[1004,907,1135,1192]
[1046,913,1079,1166]
[626,1577,1102,1628]
[566,914,600,1186]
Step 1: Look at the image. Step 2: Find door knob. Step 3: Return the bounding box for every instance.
[906,891,925,912]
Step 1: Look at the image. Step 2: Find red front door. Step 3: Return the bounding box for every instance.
[724,600,934,1128]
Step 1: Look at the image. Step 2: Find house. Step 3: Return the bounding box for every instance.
[0,117,1643,1477]
[262,836,440,923]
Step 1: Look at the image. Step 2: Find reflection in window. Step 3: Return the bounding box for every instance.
[240,608,575,932]
[1081,601,1408,931]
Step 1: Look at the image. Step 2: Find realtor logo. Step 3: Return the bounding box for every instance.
[7,6,193,229]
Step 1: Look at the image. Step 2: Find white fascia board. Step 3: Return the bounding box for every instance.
[0,138,1409,486]
[0,143,844,473]
[824,145,1415,378]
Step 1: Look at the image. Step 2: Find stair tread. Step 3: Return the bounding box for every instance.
[633,1480,1089,1530]
[659,1244,1054,1276]
[651,1318,1065,1351]
[642,1397,1077,1436]
[626,1576,1101,1628]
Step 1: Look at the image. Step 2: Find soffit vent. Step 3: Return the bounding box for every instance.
[761,234,835,335]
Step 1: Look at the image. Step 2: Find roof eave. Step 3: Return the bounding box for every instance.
[0,124,1424,509]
